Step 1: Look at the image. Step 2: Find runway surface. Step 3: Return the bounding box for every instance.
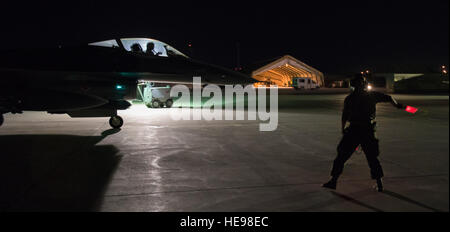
[0,94,448,212]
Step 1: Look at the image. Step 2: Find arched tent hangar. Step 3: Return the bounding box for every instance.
[252,55,324,87]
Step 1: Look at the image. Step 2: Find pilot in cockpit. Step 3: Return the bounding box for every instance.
[130,43,143,53]
[146,42,162,56]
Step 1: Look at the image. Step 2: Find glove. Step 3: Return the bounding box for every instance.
[397,103,405,109]
[342,127,350,134]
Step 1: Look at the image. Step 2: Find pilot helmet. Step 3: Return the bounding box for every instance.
[130,43,143,53]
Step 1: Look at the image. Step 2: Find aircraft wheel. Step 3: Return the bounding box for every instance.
[152,100,160,108]
[165,99,173,108]
[0,114,4,127]
[109,116,123,129]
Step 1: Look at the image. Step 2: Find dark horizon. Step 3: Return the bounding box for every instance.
[1,0,448,74]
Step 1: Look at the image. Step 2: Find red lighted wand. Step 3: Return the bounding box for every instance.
[405,106,418,114]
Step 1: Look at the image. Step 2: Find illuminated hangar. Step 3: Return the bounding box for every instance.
[250,55,324,87]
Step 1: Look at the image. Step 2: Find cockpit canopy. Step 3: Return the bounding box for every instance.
[88,38,189,58]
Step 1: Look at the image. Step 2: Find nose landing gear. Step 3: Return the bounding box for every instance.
[109,115,123,129]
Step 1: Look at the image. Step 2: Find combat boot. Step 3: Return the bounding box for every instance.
[322,177,338,190]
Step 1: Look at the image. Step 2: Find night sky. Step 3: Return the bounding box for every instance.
[1,0,448,73]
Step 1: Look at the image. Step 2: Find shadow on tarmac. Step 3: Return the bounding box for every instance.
[382,190,442,212]
[329,190,442,212]
[0,129,122,212]
[330,191,384,212]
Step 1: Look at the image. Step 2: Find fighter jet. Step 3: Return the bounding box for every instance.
[0,37,255,128]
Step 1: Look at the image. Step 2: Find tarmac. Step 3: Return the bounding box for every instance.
[0,93,448,212]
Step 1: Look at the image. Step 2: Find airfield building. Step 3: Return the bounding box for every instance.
[246,55,324,87]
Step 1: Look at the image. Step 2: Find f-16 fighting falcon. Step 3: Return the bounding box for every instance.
[0,38,255,128]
